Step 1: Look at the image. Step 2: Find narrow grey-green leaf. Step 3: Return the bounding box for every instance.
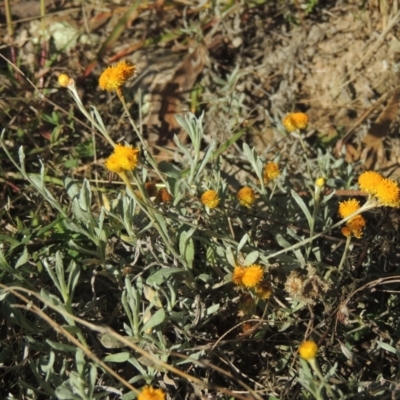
[226,247,236,267]
[238,233,248,252]
[104,352,131,363]
[146,268,185,286]
[291,189,312,229]
[141,308,166,332]
[244,251,259,266]
[46,340,77,352]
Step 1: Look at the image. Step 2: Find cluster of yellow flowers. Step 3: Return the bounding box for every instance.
[358,171,400,207]
[201,163,280,210]
[200,186,256,208]
[338,198,365,238]
[338,171,400,238]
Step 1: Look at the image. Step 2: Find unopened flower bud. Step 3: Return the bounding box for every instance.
[58,73,71,87]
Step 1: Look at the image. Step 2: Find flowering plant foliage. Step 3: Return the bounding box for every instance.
[2,53,400,400]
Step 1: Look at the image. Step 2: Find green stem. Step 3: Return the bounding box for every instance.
[117,91,167,185]
[309,358,337,399]
[306,188,321,261]
[338,235,352,271]
[68,85,116,147]
[265,200,378,261]
[297,130,312,181]
[117,171,184,264]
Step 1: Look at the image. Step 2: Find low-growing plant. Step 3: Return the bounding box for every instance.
[1,59,400,400]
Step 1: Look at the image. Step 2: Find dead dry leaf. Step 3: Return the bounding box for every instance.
[2,0,55,19]
[139,44,207,160]
[361,89,400,169]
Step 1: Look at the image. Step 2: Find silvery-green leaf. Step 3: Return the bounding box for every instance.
[90,105,108,133]
[206,303,219,315]
[158,161,182,178]
[15,247,29,269]
[141,308,165,332]
[244,251,259,266]
[46,340,76,352]
[291,189,312,229]
[64,177,79,200]
[179,228,196,269]
[104,352,131,363]
[55,386,80,400]
[146,268,185,286]
[377,340,398,355]
[238,233,248,252]
[226,247,236,267]
[195,140,216,180]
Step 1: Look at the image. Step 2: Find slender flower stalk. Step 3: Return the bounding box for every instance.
[116,171,186,267]
[117,88,167,185]
[59,76,116,147]
[264,198,378,261]
[306,178,325,260]
[283,113,312,180]
[298,341,336,398]
[338,234,352,271]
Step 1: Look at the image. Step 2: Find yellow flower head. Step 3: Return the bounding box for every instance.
[338,198,360,218]
[341,226,352,238]
[315,177,325,187]
[283,112,309,132]
[58,73,71,87]
[263,162,280,183]
[375,178,400,207]
[156,188,172,203]
[138,386,165,400]
[99,60,136,92]
[201,190,220,209]
[105,144,139,173]
[344,215,366,239]
[241,264,264,288]
[347,215,366,231]
[358,171,383,195]
[232,266,246,285]
[352,228,363,239]
[237,187,256,208]
[145,182,158,198]
[255,281,272,300]
[298,340,318,361]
